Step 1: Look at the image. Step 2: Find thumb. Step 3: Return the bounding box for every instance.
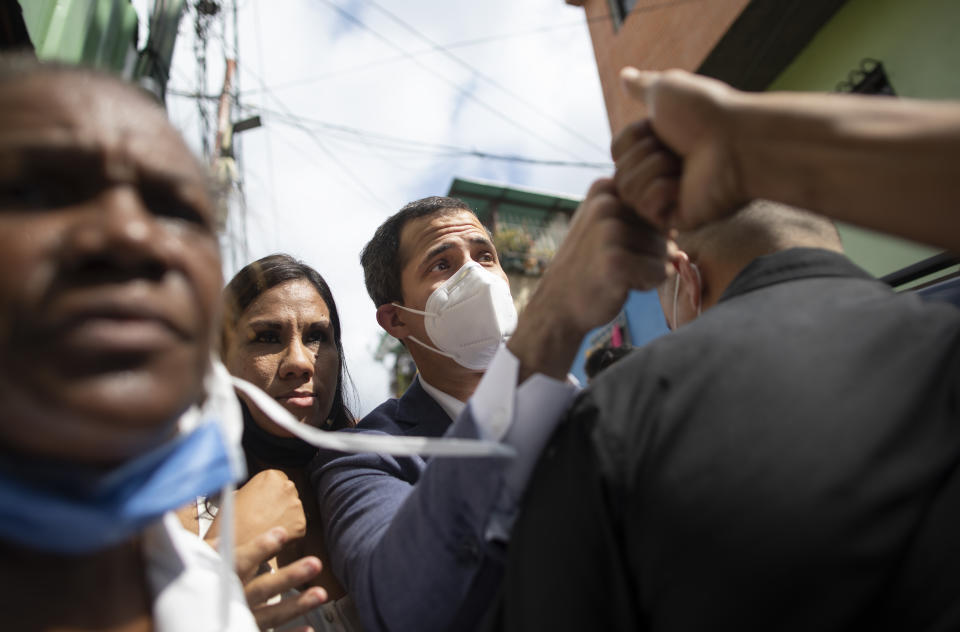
[620,66,657,105]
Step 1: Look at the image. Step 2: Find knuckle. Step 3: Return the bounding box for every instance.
[585,177,615,201]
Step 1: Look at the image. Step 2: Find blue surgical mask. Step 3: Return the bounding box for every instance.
[0,420,236,555]
[0,361,247,556]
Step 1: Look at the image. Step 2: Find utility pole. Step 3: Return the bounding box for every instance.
[211,54,261,271]
[211,58,237,231]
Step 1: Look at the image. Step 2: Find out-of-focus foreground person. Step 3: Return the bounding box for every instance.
[214,254,361,631]
[492,70,960,632]
[0,57,261,630]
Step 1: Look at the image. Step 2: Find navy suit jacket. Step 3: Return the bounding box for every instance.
[310,377,507,632]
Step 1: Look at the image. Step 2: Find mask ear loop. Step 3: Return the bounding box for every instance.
[203,359,247,631]
[672,270,681,331]
[391,303,460,362]
[672,258,703,329]
[691,263,703,317]
[391,303,433,317]
[406,334,459,361]
[217,480,236,629]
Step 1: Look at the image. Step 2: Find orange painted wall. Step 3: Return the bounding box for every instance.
[571,0,750,134]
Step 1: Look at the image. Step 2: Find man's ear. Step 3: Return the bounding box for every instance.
[376,303,409,340]
[676,254,702,316]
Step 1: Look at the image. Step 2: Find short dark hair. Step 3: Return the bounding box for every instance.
[360,196,473,307]
[223,254,354,429]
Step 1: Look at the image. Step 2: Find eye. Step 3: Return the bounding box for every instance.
[144,193,209,227]
[477,251,496,263]
[429,259,450,273]
[252,330,280,344]
[0,178,85,209]
[140,182,211,228]
[306,329,329,346]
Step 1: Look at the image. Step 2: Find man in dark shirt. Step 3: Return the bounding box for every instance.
[498,200,960,630]
[493,69,960,631]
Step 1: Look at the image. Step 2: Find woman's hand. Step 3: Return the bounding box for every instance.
[206,469,307,547]
[235,527,326,632]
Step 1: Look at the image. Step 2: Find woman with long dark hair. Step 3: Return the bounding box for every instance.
[185,254,361,631]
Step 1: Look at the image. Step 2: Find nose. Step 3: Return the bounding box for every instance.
[278,338,315,380]
[59,184,171,280]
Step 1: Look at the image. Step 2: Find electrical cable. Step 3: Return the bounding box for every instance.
[314,0,591,162]
[363,0,607,155]
[167,92,614,169]
[250,0,282,229]
[241,62,393,210]
[239,0,706,96]
[240,18,594,96]
[245,103,613,169]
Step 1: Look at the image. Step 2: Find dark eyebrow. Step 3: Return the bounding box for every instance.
[418,235,498,271]
[420,242,455,270]
[1,143,204,190]
[246,320,282,330]
[470,235,496,250]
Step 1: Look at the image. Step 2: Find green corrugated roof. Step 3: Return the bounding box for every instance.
[19,0,139,73]
[447,177,580,228]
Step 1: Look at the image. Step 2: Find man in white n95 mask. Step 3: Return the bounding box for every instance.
[310,192,671,632]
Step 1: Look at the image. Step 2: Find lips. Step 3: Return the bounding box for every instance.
[276,391,317,408]
[36,286,191,356]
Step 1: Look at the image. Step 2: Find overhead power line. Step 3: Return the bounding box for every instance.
[362,0,606,156]
[314,0,591,163]
[240,18,593,96]
[169,90,614,169]
[241,61,393,209]
[238,0,706,97]
[235,103,613,169]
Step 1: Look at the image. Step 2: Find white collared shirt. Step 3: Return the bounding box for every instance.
[416,345,580,541]
[417,374,466,421]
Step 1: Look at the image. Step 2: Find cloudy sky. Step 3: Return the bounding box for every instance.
[155,0,614,415]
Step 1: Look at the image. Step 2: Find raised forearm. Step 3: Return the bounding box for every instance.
[732,91,960,252]
[507,284,586,383]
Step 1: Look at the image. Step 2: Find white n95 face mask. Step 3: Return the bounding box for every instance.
[394,261,518,370]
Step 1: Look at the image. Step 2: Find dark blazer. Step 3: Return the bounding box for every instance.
[311,377,507,632]
[496,248,960,632]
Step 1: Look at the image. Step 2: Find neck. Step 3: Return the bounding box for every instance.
[0,536,152,631]
[411,349,483,402]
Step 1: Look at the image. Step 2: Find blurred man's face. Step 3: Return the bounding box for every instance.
[0,72,222,464]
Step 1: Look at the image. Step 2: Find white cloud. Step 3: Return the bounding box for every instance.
[165,0,610,416]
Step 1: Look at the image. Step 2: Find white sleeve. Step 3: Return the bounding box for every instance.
[468,344,580,541]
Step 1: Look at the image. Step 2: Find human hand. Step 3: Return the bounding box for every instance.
[235,527,326,632]
[615,67,748,231]
[206,469,306,547]
[510,178,672,380]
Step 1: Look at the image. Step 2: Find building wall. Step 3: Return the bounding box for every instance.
[572,0,750,133]
[769,0,960,277]
[769,0,960,99]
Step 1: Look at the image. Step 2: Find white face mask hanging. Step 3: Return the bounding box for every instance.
[393,261,518,370]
